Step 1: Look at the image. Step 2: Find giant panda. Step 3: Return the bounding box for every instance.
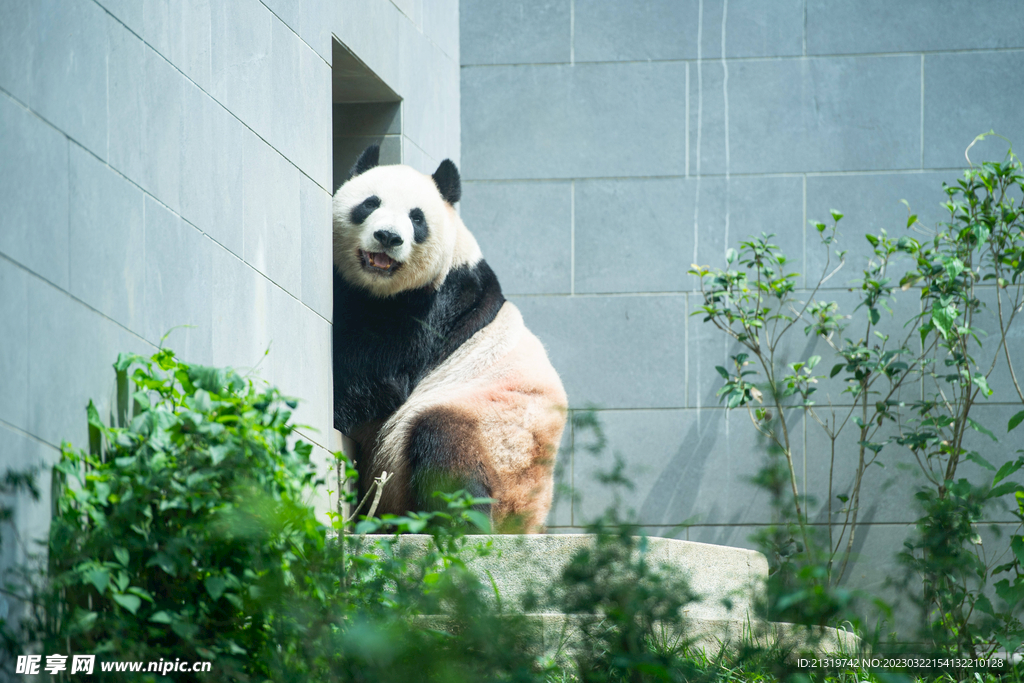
[332,145,567,533]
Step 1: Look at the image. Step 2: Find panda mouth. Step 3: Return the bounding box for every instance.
[359,249,401,275]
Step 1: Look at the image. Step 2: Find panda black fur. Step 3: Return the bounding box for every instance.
[332,145,567,532]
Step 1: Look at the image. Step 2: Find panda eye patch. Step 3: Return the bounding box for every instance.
[409,208,428,244]
[350,195,381,225]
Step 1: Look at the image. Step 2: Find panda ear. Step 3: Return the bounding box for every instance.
[431,159,461,205]
[350,145,380,178]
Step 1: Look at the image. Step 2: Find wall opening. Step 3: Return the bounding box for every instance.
[332,40,402,192]
[330,39,402,517]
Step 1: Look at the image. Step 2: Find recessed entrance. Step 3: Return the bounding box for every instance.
[332,40,402,191]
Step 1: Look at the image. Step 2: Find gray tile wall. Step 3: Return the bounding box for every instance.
[0,0,460,586]
[460,0,1024,597]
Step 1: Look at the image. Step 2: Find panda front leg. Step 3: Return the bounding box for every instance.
[334,373,411,434]
[406,407,495,525]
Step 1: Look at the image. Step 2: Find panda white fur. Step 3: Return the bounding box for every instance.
[332,145,567,533]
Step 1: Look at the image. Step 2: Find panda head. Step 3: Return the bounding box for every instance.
[332,145,480,298]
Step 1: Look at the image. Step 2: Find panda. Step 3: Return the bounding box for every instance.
[332,145,567,533]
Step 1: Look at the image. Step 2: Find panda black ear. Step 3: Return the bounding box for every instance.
[431,159,461,205]
[350,145,380,178]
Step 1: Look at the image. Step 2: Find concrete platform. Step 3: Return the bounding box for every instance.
[373,534,768,621]
[363,533,859,656]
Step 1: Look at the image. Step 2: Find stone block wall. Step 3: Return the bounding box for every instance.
[459,0,1024,596]
[0,0,460,582]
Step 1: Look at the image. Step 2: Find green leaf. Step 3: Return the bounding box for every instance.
[113,547,129,567]
[830,209,844,222]
[943,256,965,281]
[869,307,880,325]
[965,451,995,471]
[830,363,845,378]
[84,567,110,594]
[1009,410,1024,432]
[73,608,98,632]
[971,374,993,397]
[112,593,141,615]
[989,481,1023,499]
[995,578,1024,607]
[113,352,138,373]
[836,494,849,503]
[463,510,492,533]
[974,594,994,615]
[931,301,956,340]
[994,459,1023,485]
[354,520,378,534]
[127,586,153,602]
[1012,536,1024,567]
[725,248,738,264]
[715,366,730,380]
[86,399,103,457]
[405,518,428,534]
[205,576,227,601]
[146,553,177,577]
[966,417,997,441]
[149,611,173,624]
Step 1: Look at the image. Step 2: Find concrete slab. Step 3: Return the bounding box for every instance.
[367,533,767,623]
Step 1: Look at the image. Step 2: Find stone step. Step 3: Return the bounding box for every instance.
[366,534,766,620]
[363,533,856,657]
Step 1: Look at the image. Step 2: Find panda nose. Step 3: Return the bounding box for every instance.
[374,230,404,248]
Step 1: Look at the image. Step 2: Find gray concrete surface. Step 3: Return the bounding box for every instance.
[384,533,857,658]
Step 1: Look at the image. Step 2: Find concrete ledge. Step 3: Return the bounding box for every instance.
[370,533,767,621]
[369,534,857,657]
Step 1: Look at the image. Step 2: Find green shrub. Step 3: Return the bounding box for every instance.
[1,349,544,681]
[692,134,1024,658]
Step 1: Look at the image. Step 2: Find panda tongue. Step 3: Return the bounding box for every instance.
[371,252,393,269]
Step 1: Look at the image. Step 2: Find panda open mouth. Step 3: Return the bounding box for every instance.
[359,249,402,275]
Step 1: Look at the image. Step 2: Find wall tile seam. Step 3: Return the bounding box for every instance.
[0,371,332,458]
[0,250,335,455]
[548,521,1024,529]
[569,0,575,65]
[0,249,158,404]
[403,135,440,168]
[388,1,417,30]
[196,230,333,327]
[684,294,690,407]
[462,168,973,183]
[512,282,1016,297]
[548,399,1024,413]
[256,0,331,68]
[801,0,807,57]
[64,135,335,327]
[0,255,147,353]
[570,180,575,295]
[0,124,332,338]
[91,0,333,195]
[0,418,63,456]
[459,46,1024,69]
[568,407,575,526]
[920,54,925,170]
[384,11,461,64]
